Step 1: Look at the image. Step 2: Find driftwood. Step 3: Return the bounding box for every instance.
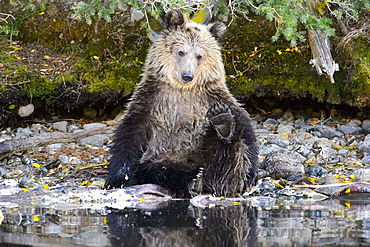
[305,0,339,83]
[0,126,114,157]
[308,29,339,83]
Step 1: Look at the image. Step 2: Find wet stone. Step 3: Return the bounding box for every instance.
[305,166,328,177]
[277,124,295,135]
[362,119,370,134]
[52,121,68,132]
[347,119,362,127]
[266,134,290,148]
[59,155,83,165]
[67,124,81,133]
[259,144,283,157]
[263,118,279,128]
[78,134,110,147]
[312,126,343,139]
[336,125,362,135]
[358,135,370,153]
[261,152,304,179]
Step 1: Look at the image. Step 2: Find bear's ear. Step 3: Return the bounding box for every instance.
[159,9,186,29]
[207,22,227,43]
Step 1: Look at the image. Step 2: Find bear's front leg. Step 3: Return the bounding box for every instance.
[207,103,235,143]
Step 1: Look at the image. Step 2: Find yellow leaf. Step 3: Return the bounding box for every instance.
[33,215,40,221]
[23,188,29,192]
[285,48,291,51]
[80,181,91,186]
[344,202,351,208]
[350,175,355,179]
[277,50,282,55]
[31,196,37,199]
[44,55,51,59]
[219,206,225,209]
[139,198,145,203]
[43,184,50,189]
[345,188,351,193]
[31,202,36,205]
[93,56,100,60]
[38,12,45,15]
[32,163,41,168]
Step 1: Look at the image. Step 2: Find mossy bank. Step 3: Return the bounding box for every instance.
[0,2,369,128]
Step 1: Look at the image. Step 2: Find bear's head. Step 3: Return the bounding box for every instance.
[145,9,227,90]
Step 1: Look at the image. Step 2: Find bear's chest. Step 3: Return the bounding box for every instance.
[140,90,211,163]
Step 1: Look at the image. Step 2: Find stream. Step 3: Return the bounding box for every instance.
[1,188,370,247]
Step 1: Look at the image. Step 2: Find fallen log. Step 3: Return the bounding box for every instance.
[0,126,114,156]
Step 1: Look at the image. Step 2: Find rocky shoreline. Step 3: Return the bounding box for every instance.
[1,108,370,199]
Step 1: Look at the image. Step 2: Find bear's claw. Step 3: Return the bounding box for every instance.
[207,103,235,142]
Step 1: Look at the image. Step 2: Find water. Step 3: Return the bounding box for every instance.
[1,194,370,246]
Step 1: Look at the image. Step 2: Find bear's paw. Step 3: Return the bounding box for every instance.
[207,103,235,142]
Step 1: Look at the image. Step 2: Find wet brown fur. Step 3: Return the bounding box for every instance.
[106,10,258,197]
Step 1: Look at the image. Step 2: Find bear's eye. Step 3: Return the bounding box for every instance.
[178,51,185,57]
[196,55,202,61]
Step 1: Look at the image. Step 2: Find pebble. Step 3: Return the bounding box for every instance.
[52,121,68,132]
[2,113,370,194]
[261,152,304,178]
[18,103,34,117]
[78,134,111,147]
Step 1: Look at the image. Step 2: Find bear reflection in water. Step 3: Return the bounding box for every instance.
[107,201,257,247]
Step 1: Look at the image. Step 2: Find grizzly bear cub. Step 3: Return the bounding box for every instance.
[105,9,258,198]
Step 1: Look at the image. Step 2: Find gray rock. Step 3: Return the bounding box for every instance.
[52,121,68,132]
[358,134,370,153]
[259,144,284,157]
[289,144,315,159]
[78,134,110,147]
[353,168,370,182]
[59,155,83,165]
[18,103,34,117]
[254,129,271,137]
[294,119,307,129]
[266,134,290,148]
[83,123,107,131]
[336,125,362,135]
[362,153,370,164]
[67,124,81,133]
[305,166,328,177]
[261,152,304,179]
[362,119,370,134]
[292,131,313,141]
[317,175,341,185]
[114,110,126,122]
[263,118,279,128]
[31,123,47,133]
[282,111,295,122]
[338,149,349,156]
[347,119,362,127]
[312,125,343,139]
[277,124,295,135]
[279,149,307,163]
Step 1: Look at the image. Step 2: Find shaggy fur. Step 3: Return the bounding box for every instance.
[105,10,258,198]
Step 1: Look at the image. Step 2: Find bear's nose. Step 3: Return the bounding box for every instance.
[181,72,194,83]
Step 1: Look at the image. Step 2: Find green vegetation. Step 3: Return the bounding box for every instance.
[0,0,369,128]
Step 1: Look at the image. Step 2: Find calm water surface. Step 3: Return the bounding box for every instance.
[1,195,370,246]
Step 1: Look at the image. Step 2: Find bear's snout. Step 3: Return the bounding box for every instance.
[181,71,194,83]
